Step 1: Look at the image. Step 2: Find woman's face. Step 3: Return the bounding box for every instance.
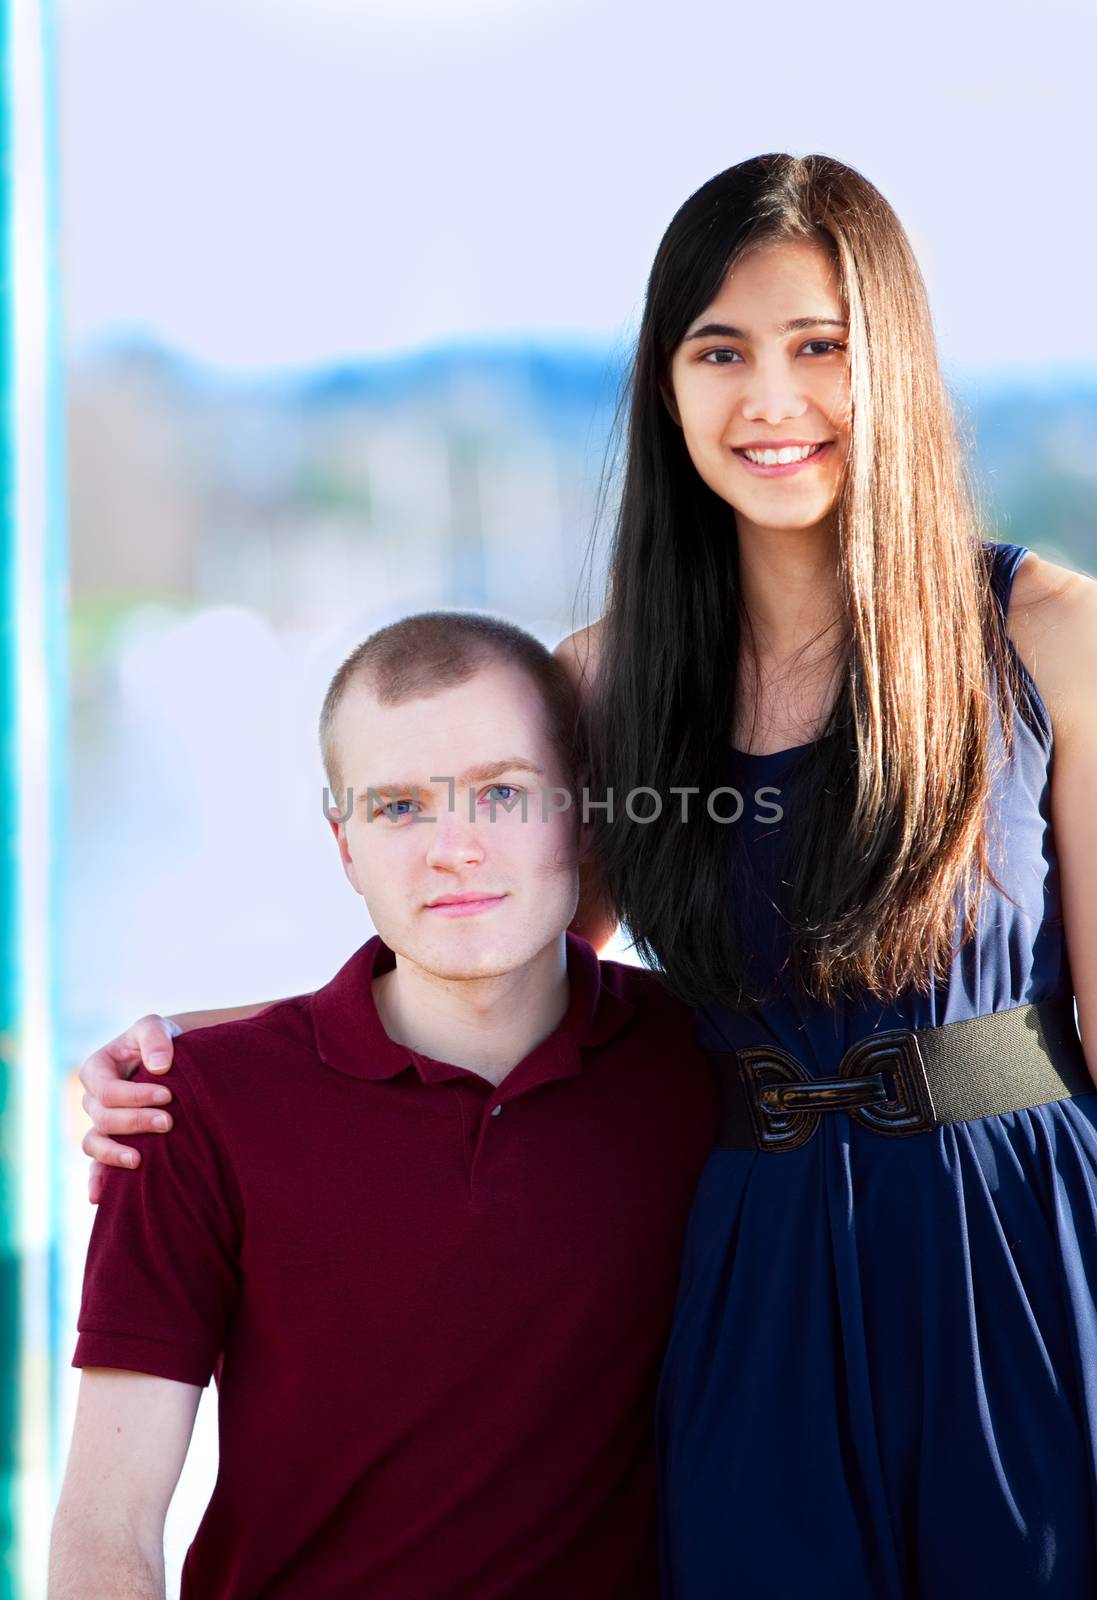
[665,236,851,539]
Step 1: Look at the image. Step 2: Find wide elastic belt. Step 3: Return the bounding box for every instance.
[705,996,1093,1153]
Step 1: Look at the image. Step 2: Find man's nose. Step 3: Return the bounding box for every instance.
[423,807,486,868]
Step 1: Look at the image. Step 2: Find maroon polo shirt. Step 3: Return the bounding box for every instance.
[74,931,719,1599]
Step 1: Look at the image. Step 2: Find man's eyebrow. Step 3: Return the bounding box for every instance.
[683,316,849,341]
[455,758,546,785]
[358,758,546,798]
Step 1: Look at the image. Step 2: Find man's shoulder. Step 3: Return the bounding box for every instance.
[188,993,316,1056]
[134,994,320,1105]
[595,956,696,1034]
[592,957,715,1119]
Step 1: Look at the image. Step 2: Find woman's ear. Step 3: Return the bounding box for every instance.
[659,378,682,428]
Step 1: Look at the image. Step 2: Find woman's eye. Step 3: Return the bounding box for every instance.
[700,341,846,365]
[482,784,519,803]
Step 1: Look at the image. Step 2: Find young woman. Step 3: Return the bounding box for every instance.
[79,154,1097,1595]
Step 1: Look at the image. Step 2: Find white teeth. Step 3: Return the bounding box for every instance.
[742,443,822,466]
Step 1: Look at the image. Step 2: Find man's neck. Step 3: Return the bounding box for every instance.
[372,935,571,1087]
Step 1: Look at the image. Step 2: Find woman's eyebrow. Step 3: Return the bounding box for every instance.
[683,316,849,341]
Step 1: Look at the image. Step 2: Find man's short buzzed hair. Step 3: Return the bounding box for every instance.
[319,611,582,801]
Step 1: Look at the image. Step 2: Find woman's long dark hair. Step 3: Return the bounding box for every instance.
[581,153,1024,1010]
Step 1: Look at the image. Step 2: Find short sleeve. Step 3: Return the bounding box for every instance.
[73,1048,244,1388]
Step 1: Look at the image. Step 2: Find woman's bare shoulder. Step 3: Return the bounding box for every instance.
[1006,550,1097,748]
[552,619,605,697]
[1008,549,1086,614]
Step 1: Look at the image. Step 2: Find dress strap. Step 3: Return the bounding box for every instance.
[980,540,1052,745]
[983,540,1030,620]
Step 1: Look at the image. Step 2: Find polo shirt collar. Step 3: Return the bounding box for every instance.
[310,930,636,1095]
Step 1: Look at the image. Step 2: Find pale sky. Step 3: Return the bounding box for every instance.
[58,0,1096,380]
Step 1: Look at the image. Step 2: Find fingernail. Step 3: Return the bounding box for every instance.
[151,1088,172,1105]
[152,1114,169,1130]
[126,1151,139,1167]
[148,1053,171,1070]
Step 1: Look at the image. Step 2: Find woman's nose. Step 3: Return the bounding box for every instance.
[739,358,808,426]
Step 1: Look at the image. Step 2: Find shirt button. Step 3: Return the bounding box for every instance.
[490,1104,502,1116]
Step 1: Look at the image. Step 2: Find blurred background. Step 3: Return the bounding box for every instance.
[4,0,1096,1591]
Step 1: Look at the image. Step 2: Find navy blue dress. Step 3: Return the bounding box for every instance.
[656,542,1097,1597]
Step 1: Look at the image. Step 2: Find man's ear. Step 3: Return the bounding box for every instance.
[328,815,361,892]
[658,377,682,428]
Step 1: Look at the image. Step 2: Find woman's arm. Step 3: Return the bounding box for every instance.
[1007,553,1097,1079]
[77,997,283,1202]
[553,622,620,952]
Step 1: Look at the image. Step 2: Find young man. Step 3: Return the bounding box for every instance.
[49,612,719,1599]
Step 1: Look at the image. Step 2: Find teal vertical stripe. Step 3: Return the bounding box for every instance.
[0,0,67,1590]
[0,0,20,1586]
[42,0,69,1508]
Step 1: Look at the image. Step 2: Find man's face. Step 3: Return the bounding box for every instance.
[328,659,582,981]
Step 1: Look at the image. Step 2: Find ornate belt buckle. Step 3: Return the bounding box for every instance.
[736,1029,938,1150]
[736,1049,819,1152]
[841,1030,937,1136]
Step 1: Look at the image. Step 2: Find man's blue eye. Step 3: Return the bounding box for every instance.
[378,800,417,819]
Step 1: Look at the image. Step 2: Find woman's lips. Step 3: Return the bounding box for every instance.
[732,441,833,477]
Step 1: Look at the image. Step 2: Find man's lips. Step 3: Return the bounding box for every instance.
[424,894,508,918]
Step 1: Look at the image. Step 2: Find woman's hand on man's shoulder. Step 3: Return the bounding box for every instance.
[77,1016,181,1202]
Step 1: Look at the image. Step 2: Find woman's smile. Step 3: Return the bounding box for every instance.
[664,236,851,531]
[732,439,834,477]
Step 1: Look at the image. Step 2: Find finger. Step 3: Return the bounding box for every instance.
[81,1129,142,1169]
[87,1159,116,1206]
[79,1044,148,1098]
[139,1016,181,1073]
[83,1079,172,1111]
[80,1097,173,1137]
[77,1018,180,1099]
